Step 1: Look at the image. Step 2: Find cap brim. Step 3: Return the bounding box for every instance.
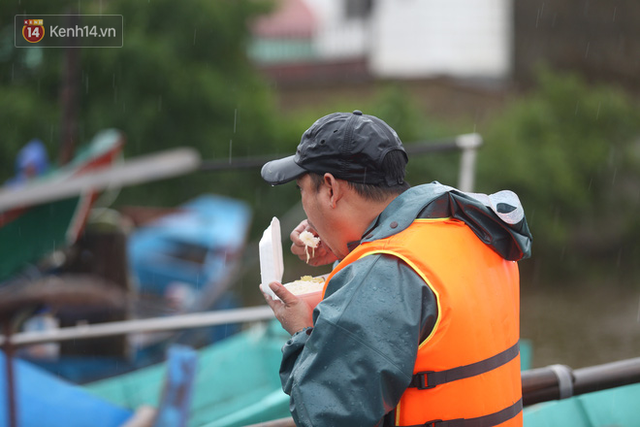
[261,155,307,185]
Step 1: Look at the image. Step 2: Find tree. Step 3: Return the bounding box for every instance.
[477,68,640,284]
[0,0,287,211]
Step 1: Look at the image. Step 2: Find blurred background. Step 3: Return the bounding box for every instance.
[1,0,639,374]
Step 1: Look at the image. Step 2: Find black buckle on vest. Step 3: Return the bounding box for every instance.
[423,419,464,427]
[414,371,436,390]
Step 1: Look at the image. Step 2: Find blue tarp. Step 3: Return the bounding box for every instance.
[0,351,132,427]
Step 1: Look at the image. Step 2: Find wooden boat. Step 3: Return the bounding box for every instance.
[0,129,201,284]
[127,194,252,310]
[85,320,291,427]
[0,133,206,387]
[0,129,124,283]
[83,320,640,427]
[0,306,636,427]
[4,192,250,384]
[523,382,640,426]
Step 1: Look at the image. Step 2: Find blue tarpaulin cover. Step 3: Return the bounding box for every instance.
[0,351,132,427]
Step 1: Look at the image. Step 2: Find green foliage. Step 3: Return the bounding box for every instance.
[0,0,288,238]
[4,0,638,288]
[0,0,75,175]
[76,0,281,205]
[478,68,640,282]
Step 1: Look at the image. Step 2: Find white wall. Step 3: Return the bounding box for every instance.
[300,0,512,79]
[369,0,513,79]
[303,0,370,60]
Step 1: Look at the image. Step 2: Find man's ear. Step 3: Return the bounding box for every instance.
[323,173,343,208]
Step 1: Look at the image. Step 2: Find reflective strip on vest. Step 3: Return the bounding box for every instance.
[323,218,523,427]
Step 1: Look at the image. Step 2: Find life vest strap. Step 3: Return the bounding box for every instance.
[408,341,519,390]
[402,398,522,427]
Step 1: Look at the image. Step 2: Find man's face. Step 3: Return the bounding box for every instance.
[296,174,339,257]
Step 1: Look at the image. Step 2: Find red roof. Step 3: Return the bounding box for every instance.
[251,0,316,38]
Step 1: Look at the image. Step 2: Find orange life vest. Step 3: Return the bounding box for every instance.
[323,218,523,427]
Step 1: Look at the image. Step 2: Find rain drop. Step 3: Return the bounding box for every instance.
[584,42,590,59]
[234,108,238,133]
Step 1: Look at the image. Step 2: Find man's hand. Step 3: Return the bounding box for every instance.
[290,220,338,266]
[262,281,314,335]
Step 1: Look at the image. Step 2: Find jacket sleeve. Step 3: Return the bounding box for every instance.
[279,254,438,427]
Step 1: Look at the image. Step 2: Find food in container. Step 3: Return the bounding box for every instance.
[259,218,326,308]
[284,275,326,308]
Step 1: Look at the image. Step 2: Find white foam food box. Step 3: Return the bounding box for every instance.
[259,216,284,299]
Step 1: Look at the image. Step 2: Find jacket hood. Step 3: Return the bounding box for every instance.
[369,182,532,261]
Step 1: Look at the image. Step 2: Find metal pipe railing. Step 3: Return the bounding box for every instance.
[242,357,640,427]
[521,357,640,406]
[200,133,483,192]
[0,305,274,347]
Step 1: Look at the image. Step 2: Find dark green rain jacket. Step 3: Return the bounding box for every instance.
[279,182,532,427]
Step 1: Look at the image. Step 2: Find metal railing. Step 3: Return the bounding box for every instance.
[0,305,275,347]
[200,133,483,192]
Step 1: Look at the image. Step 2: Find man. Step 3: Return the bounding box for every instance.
[261,110,532,427]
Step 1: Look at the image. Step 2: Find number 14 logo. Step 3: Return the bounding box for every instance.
[23,19,45,43]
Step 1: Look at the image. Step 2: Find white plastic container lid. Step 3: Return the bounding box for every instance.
[259,216,284,299]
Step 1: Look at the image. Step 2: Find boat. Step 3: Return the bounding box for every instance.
[127,194,252,309]
[0,129,124,284]
[523,382,640,426]
[85,320,292,427]
[123,194,253,369]
[83,320,640,427]
[0,133,226,387]
[521,357,640,426]
[9,193,252,384]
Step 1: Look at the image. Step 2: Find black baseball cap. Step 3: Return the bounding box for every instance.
[261,110,408,186]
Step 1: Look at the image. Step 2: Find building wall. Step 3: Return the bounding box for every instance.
[302,0,512,79]
[304,0,371,60]
[370,0,512,79]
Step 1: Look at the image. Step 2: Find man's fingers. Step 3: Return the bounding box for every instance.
[291,221,307,237]
[269,281,297,304]
[291,242,306,258]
